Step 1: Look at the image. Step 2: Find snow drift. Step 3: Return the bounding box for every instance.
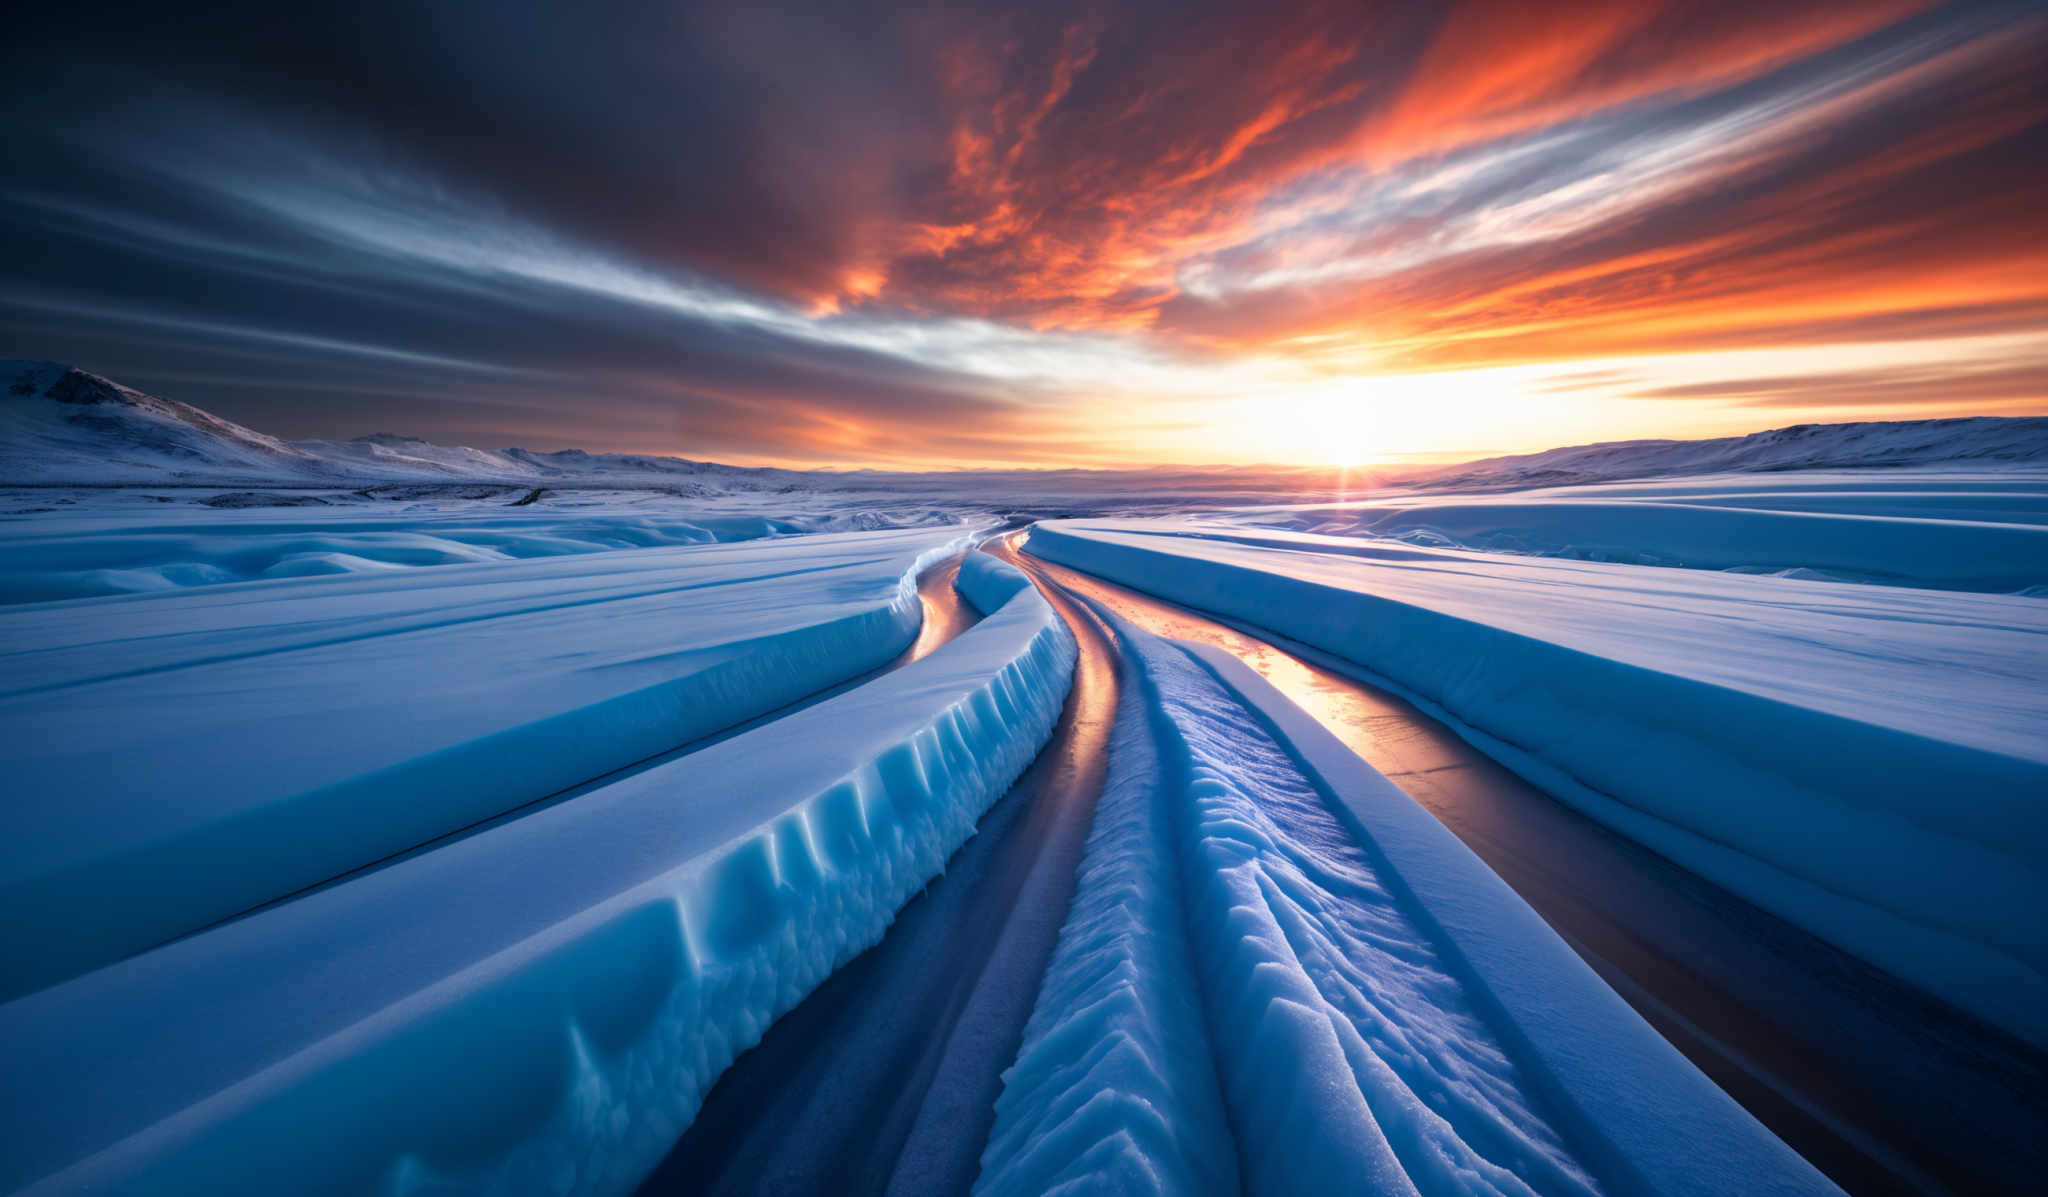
[979,616,1834,1196]
[1025,520,2048,1046]
[1218,473,2048,592]
[0,526,976,998]
[0,554,1076,1195]
[0,506,970,603]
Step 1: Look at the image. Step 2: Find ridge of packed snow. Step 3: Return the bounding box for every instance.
[1213,474,2048,592]
[0,506,974,603]
[1025,520,2048,1045]
[976,625,1240,1197]
[0,526,976,998]
[1185,644,1838,1196]
[980,616,1834,1195]
[0,555,1076,1195]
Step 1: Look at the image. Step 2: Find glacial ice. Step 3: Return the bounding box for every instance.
[0,525,975,997]
[1026,518,2048,1045]
[0,552,1076,1195]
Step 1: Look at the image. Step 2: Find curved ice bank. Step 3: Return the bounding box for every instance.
[0,555,1075,1195]
[1220,483,2048,591]
[979,619,1834,1196]
[0,526,974,999]
[0,508,963,604]
[1026,520,2048,1045]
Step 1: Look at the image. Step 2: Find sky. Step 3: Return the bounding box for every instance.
[2,0,2044,468]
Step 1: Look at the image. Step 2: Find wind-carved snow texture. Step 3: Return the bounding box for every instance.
[0,555,1076,1195]
[1209,471,2048,592]
[976,633,1240,1197]
[1026,519,2048,1047]
[0,526,974,999]
[980,622,1605,1197]
[0,509,954,603]
[982,621,1840,1197]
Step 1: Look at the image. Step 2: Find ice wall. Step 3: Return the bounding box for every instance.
[0,556,1076,1195]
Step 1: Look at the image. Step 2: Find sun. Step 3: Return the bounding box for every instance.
[1278,390,1380,468]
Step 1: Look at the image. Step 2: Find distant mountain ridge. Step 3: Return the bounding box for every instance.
[1419,417,2048,491]
[5,359,2045,491]
[0,361,795,490]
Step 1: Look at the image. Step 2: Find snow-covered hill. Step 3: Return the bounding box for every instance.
[1,361,338,484]
[0,360,802,490]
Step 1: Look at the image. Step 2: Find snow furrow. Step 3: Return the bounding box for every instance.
[1180,644,1840,1196]
[975,637,1239,1197]
[0,509,965,604]
[1025,519,2048,1045]
[981,612,1837,1195]
[1150,639,1601,1197]
[980,621,1600,1197]
[0,557,1075,1195]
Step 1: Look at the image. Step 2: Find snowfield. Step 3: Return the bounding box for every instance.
[0,553,1074,1195]
[0,525,977,997]
[0,504,970,604]
[4,360,2041,1194]
[1210,470,2048,592]
[1026,517,2048,1046]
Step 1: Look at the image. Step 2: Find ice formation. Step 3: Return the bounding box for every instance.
[1026,519,2048,1044]
[0,554,1076,1194]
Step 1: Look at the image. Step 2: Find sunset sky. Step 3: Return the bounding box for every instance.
[3,0,2044,467]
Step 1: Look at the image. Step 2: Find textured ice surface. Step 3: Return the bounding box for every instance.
[0,525,974,997]
[1210,470,2048,591]
[0,555,1075,1195]
[0,498,999,603]
[976,629,1240,1197]
[1027,518,2048,1045]
[980,620,1832,1195]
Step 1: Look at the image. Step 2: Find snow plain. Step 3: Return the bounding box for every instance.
[1211,470,2048,592]
[0,552,1075,1194]
[0,524,978,997]
[1026,505,2048,1046]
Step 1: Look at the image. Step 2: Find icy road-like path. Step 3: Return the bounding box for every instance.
[1023,551,2045,1194]
[641,542,1118,1195]
[976,606,1830,1197]
[635,542,1833,1197]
